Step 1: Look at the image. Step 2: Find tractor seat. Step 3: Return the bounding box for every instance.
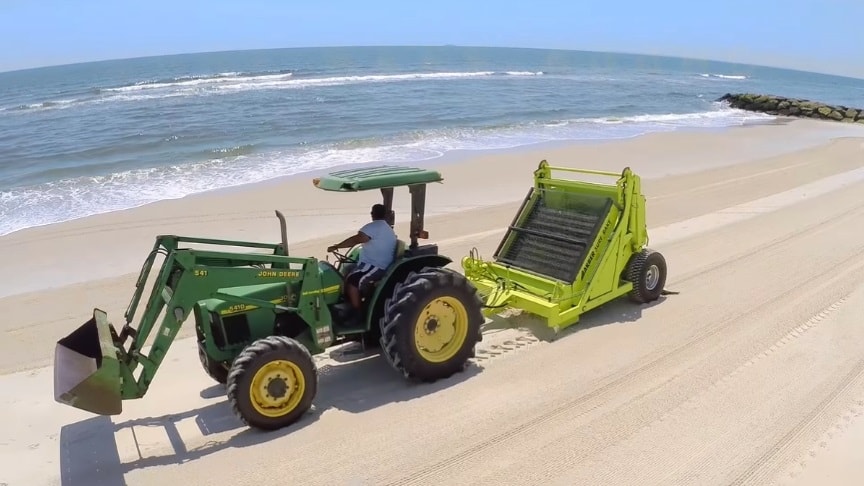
[394,238,406,261]
[359,239,406,299]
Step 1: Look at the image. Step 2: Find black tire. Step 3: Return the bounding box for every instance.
[226,335,318,431]
[197,342,229,384]
[626,248,667,303]
[379,266,484,382]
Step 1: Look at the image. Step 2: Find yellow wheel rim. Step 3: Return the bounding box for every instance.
[414,296,469,363]
[249,360,305,418]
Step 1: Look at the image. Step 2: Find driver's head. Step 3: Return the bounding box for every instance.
[370,204,387,221]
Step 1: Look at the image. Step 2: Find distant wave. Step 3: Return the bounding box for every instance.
[2,98,79,112]
[101,71,295,93]
[700,73,748,80]
[0,104,773,236]
[207,144,256,158]
[101,70,545,93]
[125,69,292,88]
[1,70,546,113]
[103,71,543,94]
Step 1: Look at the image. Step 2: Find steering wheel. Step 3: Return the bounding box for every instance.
[329,248,357,265]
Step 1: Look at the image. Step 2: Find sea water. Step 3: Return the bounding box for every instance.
[1,45,863,236]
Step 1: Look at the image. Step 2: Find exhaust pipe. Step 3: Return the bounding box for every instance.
[53,308,123,415]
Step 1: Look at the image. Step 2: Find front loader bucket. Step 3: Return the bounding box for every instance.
[53,308,123,415]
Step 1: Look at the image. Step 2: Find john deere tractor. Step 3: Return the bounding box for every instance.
[53,165,485,431]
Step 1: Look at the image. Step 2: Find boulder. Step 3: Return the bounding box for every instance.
[717,93,864,125]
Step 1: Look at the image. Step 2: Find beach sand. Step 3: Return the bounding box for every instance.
[2,118,864,485]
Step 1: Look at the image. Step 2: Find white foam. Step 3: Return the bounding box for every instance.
[700,73,748,80]
[503,71,544,76]
[106,72,295,92]
[103,70,523,95]
[0,105,776,237]
[1,70,548,112]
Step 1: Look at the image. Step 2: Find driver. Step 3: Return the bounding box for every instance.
[327,203,397,311]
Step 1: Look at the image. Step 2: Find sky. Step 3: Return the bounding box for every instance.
[2,0,862,78]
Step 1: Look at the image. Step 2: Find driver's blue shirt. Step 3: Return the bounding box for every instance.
[358,219,397,269]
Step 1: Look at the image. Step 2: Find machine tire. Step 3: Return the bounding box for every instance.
[226,335,318,431]
[197,342,229,384]
[626,248,667,304]
[379,266,484,382]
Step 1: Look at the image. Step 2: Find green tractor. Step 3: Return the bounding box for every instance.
[53,165,485,431]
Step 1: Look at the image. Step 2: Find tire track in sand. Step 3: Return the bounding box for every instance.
[638,294,858,486]
[384,251,864,485]
[425,195,864,373]
[382,206,864,486]
[772,395,864,485]
[518,290,860,486]
[657,200,864,290]
[729,360,864,485]
[474,198,864,364]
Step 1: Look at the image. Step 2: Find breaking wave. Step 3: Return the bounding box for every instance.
[2,70,547,113]
[0,104,772,236]
[700,73,748,80]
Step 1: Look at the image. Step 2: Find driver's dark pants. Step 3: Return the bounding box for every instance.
[345,262,386,303]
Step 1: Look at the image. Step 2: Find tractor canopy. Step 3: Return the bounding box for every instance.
[312,165,443,192]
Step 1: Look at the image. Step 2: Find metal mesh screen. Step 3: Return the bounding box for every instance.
[495,188,612,283]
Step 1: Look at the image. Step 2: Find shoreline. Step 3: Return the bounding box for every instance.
[4,115,862,242]
[1,118,863,302]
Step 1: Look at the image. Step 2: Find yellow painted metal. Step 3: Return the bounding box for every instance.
[413,296,469,363]
[249,359,306,418]
[462,159,649,333]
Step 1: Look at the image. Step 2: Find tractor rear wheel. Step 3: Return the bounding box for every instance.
[626,248,667,304]
[226,335,318,431]
[379,266,484,382]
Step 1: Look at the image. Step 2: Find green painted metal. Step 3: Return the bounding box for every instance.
[54,308,122,415]
[323,240,451,335]
[461,159,657,333]
[52,165,457,419]
[361,252,452,333]
[312,165,443,191]
[53,233,342,413]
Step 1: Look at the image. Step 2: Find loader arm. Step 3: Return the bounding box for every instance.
[54,235,327,416]
[121,234,290,341]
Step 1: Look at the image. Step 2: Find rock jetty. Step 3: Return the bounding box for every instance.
[717,93,864,124]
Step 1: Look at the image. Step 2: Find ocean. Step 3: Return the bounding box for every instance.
[2,45,863,237]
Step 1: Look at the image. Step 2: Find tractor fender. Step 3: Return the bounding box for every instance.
[365,254,452,328]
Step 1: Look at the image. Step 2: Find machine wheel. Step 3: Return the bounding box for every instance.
[197,342,229,384]
[226,335,318,431]
[379,266,484,382]
[626,248,667,304]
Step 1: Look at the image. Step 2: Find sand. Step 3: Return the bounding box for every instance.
[2,117,864,485]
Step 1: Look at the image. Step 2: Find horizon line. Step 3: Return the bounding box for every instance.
[1,44,862,82]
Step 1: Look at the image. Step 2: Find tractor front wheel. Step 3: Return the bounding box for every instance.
[626,248,667,304]
[379,267,484,382]
[197,342,229,384]
[226,335,318,431]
